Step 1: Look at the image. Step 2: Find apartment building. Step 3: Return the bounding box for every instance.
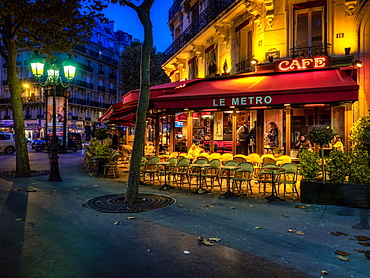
[155,0,370,154]
[0,21,132,141]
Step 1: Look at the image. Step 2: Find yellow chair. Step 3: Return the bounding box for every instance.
[219,153,234,164]
[198,152,210,160]
[276,155,292,167]
[247,153,261,177]
[208,153,221,161]
[169,152,179,159]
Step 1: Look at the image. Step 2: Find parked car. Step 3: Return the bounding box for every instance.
[31,136,80,152]
[0,132,16,154]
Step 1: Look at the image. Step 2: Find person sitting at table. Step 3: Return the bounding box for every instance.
[295,135,313,151]
[187,141,204,159]
[332,135,344,152]
[145,141,155,157]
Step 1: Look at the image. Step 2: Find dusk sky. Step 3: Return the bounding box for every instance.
[103,1,173,52]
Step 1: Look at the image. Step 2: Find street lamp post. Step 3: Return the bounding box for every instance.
[30,52,76,182]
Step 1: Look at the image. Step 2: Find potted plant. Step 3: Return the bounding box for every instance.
[300,119,370,208]
[307,124,336,181]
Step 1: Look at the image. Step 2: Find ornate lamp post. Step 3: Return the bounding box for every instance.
[30,52,76,181]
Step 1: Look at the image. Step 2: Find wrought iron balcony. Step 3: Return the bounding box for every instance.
[169,0,182,21]
[289,44,331,59]
[236,57,254,74]
[163,0,237,63]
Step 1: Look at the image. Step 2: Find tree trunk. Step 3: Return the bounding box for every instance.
[320,148,326,182]
[124,3,153,204]
[7,39,31,176]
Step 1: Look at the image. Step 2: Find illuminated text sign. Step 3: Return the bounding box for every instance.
[274,56,331,72]
[212,96,272,107]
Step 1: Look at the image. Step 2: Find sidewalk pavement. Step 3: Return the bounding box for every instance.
[0,150,369,278]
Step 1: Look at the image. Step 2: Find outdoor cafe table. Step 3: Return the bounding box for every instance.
[189,163,211,194]
[219,165,240,199]
[262,167,286,203]
[155,161,176,190]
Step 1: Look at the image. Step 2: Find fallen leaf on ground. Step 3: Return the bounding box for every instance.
[355,235,370,241]
[354,249,365,253]
[203,204,214,207]
[281,215,290,218]
[365,251,370,260]
[230,207,236,209]
[335,250,351,256]
[321,270,328,275]
[287,229,294,233]
[74,188,80,190]
[15,218,23,221]
[26,187,36,192]
[177,205,184,208]
[198,237,214,246]
[126,217,135,220]
[330,231,348,236]
[249,205,254,207]
[183,251,190,254]
[208,238,221,242]
[255,226,261,229]
[294,205,307,209]
[114,221,121,225]
[337,255,350,261]
[296,231,305,235]
[358,242,370,247]
[14,188,23,191]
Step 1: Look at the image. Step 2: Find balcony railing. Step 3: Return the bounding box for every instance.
[163,0,237,63]
[235,57,254,74]
[22,96,44,103]
[169,0,182,21]
[25,115,32,119]
[0,98,11,104]
[98,86,106,92]
[69,98,111,109]
[289,44,331,59]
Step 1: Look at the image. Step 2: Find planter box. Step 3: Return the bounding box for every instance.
[300,181,370,208]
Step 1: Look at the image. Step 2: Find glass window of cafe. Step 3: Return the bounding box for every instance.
[288,106,345,156]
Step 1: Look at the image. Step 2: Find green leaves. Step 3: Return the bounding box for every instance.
[299,149,320,182]
[308,124,336,148]
[327,149,350,183]
[119,41,170,94]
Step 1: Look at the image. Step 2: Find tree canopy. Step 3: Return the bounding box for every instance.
[0,0,107,176]
[119,41,170,94]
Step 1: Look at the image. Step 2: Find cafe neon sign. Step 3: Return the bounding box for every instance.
[274,56,331,72]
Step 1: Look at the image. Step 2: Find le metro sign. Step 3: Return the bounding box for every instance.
[274,56,331,72]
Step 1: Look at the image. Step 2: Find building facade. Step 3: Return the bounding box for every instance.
[155,0,370,155]
[0,21,132,141]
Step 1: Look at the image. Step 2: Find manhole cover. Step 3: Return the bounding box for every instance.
[83,193,176,213]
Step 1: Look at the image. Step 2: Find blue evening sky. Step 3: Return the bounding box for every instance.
[103,1,173,52]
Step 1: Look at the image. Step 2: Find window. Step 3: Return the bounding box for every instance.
[295,7,323,48]
[205,45,217,76]
[72,91,77,99]
[188,57,198,79]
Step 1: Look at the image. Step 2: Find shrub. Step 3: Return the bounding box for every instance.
[299,149,320,182]
[327,149,350,183]
[348,151,370,185]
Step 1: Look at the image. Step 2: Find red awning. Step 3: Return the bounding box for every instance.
[121,79,200,103]
[154,69,359,109]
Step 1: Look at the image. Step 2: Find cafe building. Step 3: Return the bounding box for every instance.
[101,0,369,156]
